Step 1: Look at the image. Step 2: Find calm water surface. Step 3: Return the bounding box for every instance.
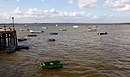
[0,24,130,77]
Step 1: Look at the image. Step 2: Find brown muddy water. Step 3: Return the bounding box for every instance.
[0,24,130,77]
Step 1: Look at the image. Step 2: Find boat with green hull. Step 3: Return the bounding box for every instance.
[40,60,63,69]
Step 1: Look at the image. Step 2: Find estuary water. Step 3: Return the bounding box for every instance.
[0,24,130,77]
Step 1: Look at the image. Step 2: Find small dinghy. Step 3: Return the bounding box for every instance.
[49,32,58,35]
[98,32,107,35]
[18,37,27,42]
[27,34,37,37]
[73,25,79,28]
[56,24,58,27]
[6,47,15,53]
[29,30,44,33]
[20,29,29,31]
[88,28,97,32]
[48,38,56,42]
[42,27,48,29]
[60,28,67,31]
[40,60,63,69]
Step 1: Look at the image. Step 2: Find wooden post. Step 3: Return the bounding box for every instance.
[0,33,1,47]
[7,33,9,47]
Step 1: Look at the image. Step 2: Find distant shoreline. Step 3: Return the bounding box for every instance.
[0,23,130,26]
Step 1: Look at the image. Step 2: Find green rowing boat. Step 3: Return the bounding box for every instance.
[40,60,63,69]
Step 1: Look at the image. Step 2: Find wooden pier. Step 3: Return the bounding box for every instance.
[0,28,18,49]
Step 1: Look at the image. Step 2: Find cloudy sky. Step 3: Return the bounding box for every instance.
[0,0,130,23]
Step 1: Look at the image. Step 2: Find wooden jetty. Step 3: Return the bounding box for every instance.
[0,29,18,49]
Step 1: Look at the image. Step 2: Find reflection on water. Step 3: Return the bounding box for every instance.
[0,24,130,77]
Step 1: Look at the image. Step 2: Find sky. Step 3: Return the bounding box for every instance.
[0,0,130,23]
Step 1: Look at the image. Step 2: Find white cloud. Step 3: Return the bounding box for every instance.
[104,0,130,11]
[0,7,22,19]
[91,15,100,19]
[23,8,91,18]
[12,7,22,14]
[121,0,130,3]
[68,0,98,8]
[16,0,20,2]
[78,0,98,8]
[68,0,74,4]
[11,7,22,18]
[0,7,102,23]
[41,0,45,2]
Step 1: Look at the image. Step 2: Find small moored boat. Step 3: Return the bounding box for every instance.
[48,38,56,42]
[6,47,15,53]
[60,28,67,31]
[98,32,107,35]
[88,28,97,32]
[29,30,44,33]
[27,34,37,37]
[56,24,58,27]
[42,27,48,29]
[40,60,63,69]
[20,29,29,31]
[49,32,58,35]
[73,25,79,28]
[18,37,27,42]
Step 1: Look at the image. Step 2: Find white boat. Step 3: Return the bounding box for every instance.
[56,24,58,27]
[88,28,97,32]
[20,29,29,31]
[42,27,48,29]
[25,24,27,27]
[29,30,44,33]
[60,28,67,31]
[73,25,79,28]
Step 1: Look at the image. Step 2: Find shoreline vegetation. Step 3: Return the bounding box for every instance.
[0,23,130,26]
